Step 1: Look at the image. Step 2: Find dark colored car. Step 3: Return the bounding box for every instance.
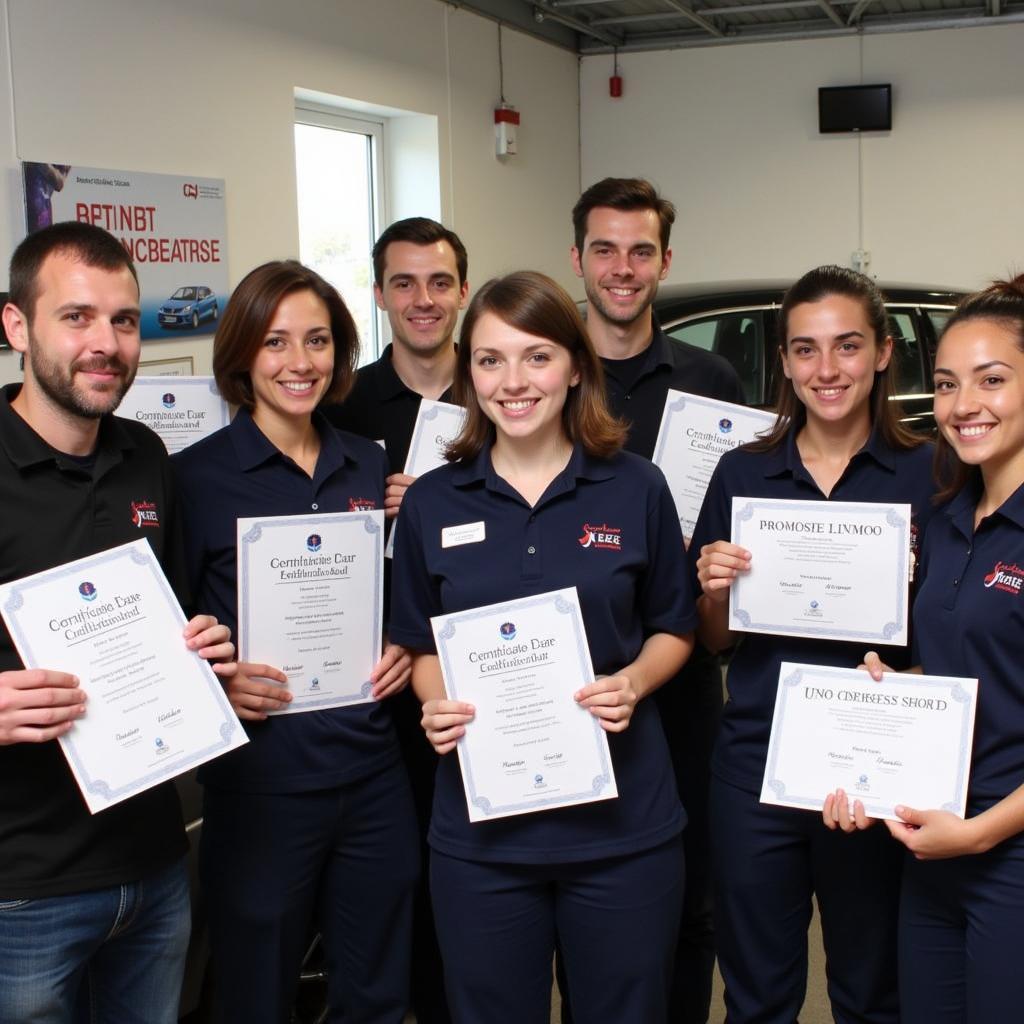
[652,280,965,433]
[159,286,219,330]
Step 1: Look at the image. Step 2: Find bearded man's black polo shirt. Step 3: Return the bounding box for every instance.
[0,384,188,898]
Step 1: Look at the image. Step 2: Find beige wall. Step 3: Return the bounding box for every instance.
[580,24,1024,293]
[0,0,581,385]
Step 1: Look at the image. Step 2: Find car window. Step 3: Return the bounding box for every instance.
[925,309,951,340]
[667,311,766,405]
[887,311,927,395]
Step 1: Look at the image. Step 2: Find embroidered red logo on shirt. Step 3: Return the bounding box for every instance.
[983,561,1024,595]
[348,497,377,512]
[130,500,160,528]
[578,523,622,550]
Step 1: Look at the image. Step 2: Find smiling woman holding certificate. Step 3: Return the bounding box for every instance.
[690,266,936,1024]
[389,272,695,1024]
[826,276,1024,1023]
[171,262,417,1023]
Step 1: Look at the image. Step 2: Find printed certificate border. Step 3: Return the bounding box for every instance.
[237,511,384,709]
[433,587,615,819]
[0,540,242,807]
[761,663,976,818]
[730,497,910,644]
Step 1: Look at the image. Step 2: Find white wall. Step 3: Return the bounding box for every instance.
[580,24,1024,293]
[0,0,581,385]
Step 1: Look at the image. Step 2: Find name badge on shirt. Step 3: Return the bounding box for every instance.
[442,521,486,548]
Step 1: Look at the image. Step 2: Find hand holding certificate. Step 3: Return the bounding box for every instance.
[761,663,977,821]
[729,496,912,645]
[431,587,618,822]
[0,540,246,813]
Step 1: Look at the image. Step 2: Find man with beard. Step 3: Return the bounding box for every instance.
[326,216,468,1024]
[0,221,234,1023]
[567,178,743,1024]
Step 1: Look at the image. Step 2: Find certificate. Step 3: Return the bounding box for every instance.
[729,497,911,645]
[0,540,246,814]
[116,376,230,453]
[431,587,618,822]
[237,510,384,712]
[652,391,776,539]
[386,399,466,557]
[761,663,978,820]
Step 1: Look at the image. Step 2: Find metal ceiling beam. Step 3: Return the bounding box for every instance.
[815,0,847,28]
[846,0,875,25]
[578,8,1024,52]
[594,11,694,25]
[549,0,621,7]
[662,0,724,37]
[524,0,624,45]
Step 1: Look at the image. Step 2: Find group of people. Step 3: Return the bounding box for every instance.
[0,175,1021,1024]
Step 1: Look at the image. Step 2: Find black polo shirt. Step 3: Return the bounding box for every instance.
[324,344,455,475]
[389,442,695,864]
[171,407,398,794]
[0,384,188,898]
[688,429,936,793]
[600,319,745,461]
[913,478,1024,812]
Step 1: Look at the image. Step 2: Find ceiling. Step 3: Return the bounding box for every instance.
[451,0,1024,51]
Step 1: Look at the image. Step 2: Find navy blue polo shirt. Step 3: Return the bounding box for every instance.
[171,407,398,793]
[688,429,936,792]
[388,442,696,864]
[913,478,1024,811]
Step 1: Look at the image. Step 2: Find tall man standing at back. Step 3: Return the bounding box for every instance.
[0,221,233,1022]
[570,178,745,1024]
[326,216,468,1024]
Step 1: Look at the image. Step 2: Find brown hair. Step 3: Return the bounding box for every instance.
[212,260,359,409]
[8,221,139,323]
[572,178,676,255]
[934,274,1024,503]
[747,265,922,454]
[372,217,468,287]
[447,271,626,462]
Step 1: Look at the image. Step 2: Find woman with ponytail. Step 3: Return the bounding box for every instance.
[828,273,1024,1022]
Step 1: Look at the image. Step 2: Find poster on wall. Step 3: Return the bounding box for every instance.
[20,162,228,340]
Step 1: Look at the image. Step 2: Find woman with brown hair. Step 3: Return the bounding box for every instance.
[172,260,418,1023]
[388,271,696,1024]
[690,265,936,1024]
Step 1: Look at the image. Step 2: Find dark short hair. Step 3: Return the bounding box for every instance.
[212,260,359,410]
[748,265,920,455]
[934,273,1024,501]
[8,221,139,323]
[372,217,468,288]
[572,178,676,255]
[448,271,625,462]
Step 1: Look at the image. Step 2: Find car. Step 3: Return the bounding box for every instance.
[652,280,965,433]
[158,286,219,330]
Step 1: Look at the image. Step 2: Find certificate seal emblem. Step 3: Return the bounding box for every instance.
[78,581,98,602]
[306,533,322,553]
[718,417,733,434]
[161,392,176,409]
[499,621,517,641]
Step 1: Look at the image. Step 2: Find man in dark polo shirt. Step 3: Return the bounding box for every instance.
[569,178,745,1024]
[325,216,468,1024]
[0,222,233,1023]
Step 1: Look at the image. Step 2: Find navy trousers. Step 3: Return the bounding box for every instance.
[200,760,419,1023]
[899,835,1024,1023]
[431,839,684,1024]
[711,776,901,1024]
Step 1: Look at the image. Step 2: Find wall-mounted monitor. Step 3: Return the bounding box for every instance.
[818,84,892,133]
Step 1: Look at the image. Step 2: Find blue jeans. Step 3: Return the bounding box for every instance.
[0,857,190,1024]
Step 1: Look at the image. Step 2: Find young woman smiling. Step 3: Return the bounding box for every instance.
[172,261,417,1023]
[690,266,936,1024]
[827,275,1024,1023]
[388,272,695,1024]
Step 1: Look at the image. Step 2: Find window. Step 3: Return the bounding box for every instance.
[295,105,385,364]
[887,311,927,396]
[667,311,767,405]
